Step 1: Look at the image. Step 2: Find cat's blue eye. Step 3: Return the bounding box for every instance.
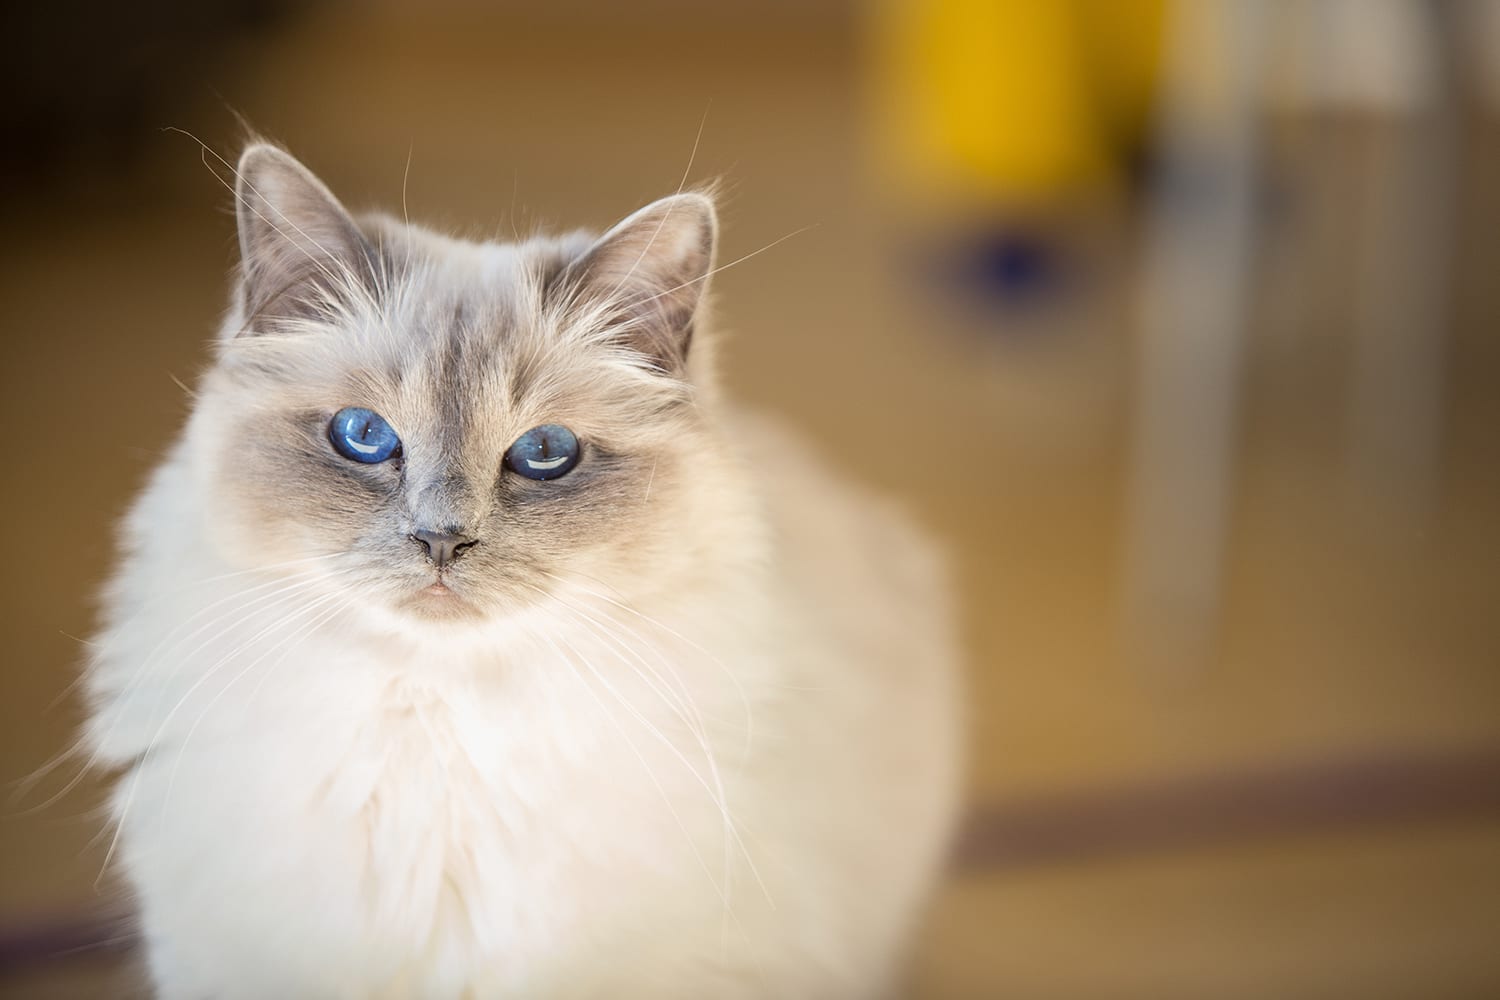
[505,424,580,480]
[329,407,402,464]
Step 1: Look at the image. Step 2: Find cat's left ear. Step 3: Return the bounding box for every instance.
[561,193,717,372]
[234,144,378,331]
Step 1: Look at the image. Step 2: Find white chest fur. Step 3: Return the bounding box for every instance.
[104,608,777,998]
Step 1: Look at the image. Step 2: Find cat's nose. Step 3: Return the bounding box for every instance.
[410,528,477,569]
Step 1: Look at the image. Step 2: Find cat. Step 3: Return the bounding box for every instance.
[81,143,962,998]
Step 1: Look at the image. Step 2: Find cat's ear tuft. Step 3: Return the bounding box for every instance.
[561,192,718,371]
[234,144,377,331]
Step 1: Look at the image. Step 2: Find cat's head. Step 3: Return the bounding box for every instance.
[186,144,755,629]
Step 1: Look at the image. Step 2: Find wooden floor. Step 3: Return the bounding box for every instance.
[2,6,1497,996]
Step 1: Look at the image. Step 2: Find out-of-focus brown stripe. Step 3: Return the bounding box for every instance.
[953,747,1500,872]
[5,749,1500,973]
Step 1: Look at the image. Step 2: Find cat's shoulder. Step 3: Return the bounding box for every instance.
[727,407,953,618]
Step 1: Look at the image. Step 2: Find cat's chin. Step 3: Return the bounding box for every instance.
[397,581,487,623]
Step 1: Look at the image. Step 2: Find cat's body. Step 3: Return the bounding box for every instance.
[83,146,960,998]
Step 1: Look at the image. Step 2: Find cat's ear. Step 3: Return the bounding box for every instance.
[561,192,717,371]
[234,144,377,330]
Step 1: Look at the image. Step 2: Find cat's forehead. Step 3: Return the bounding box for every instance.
[224,221,685,449]
[320,230,665,439]
[379,234,554,345]
[353,233,575,395]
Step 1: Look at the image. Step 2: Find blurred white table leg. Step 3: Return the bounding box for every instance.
[1121,0,1265,672]
[1346,1,1452,533]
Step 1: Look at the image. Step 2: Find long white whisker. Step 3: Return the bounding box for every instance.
[547,596,745,926]
[163,128,381,331]
[158,591,352,833]
[96,570,354,887]
[552,578,780,905]
[597,105,712,305]
[616,223,815,317]
[401,142,414,232]
[538,570,756,762]
[550,591,710,737]
[540,621,767,954]
[523,581,773,912]
[534,623,728,907]
[16,570,337,818]
[95,572,337,752]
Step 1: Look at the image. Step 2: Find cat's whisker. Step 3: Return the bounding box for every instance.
[97,596,299,880]
[97,572,360,887]
[401,142,414,233]
[6,743,79,803]
[17,570,337,814]
[594,105,710,307]
[576,600,750,730]
[79,556,343,700]
[114,567,328,664]
[504,168,522,243]
[552,601,727,815]
[614,222,816,319]
[166,130,371,323]
[8,745,99,819]
[131,566,359,718]
[535,624,731,911]
[555,600,753,821]
[245,591,357,704]
[167,371,197,399]
[539,570,756,763]
[547,590,711,737]
[96,571,339,747]
[540,626,765,957]
[524,582,774,913]
[105,555,340,621]
[75,569,328,734]
[548,600,758,920]
[571,608,774,908]
[529,584,713,755]
[40,631,103,716]
[181,554,347,586]
[164,131,393,349]
[158,590,354,834]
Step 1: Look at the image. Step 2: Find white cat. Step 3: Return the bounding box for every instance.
[83,144,961,998]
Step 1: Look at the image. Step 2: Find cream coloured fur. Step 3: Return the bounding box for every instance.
[83,145,961,998]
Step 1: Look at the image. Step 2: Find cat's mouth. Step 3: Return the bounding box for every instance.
[401,575,484,621]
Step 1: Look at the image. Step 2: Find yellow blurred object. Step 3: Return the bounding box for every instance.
[873,0,1168,202]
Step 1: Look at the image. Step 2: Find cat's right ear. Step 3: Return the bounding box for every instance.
[556,193,717,374]
[233,144,377,332]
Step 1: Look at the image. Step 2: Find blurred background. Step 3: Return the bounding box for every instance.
[3,0,1499,995]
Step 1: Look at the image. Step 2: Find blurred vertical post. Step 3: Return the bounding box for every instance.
[1341,0,1451,530]
[1121,0,1266,671]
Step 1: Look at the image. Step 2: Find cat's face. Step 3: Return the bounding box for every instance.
[188,145,735,627]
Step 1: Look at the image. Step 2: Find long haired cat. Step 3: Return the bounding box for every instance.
[82,144,961,998]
